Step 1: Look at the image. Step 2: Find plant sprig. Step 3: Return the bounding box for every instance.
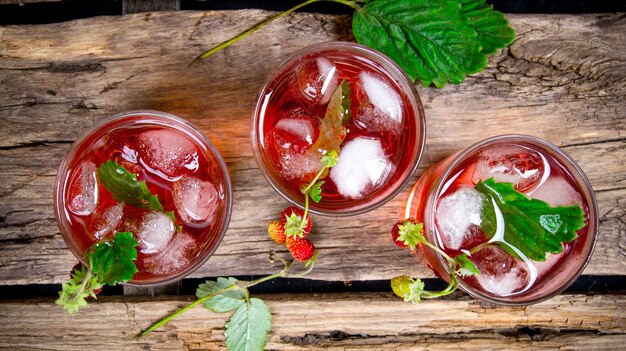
[191,0,515,88]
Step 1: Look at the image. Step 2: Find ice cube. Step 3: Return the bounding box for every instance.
[138,129,199,178]
[472,245,530,296]
[530,176,582,207]
[435,187,485,250]
[91,204,123,239]
[174,177,219,225]
[143,231,196,275]
[294,56,339,106]
[135,211,175,254]
[68,161,99,216]
[329,137,395,199]
[472,145,547,192]
[353,72,404,135]
[265,108,318,155]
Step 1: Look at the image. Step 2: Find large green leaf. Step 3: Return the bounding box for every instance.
[476,179,586,261]
[225,298,272,351]
[97,160,164,212]
[90,232,138,285]
[196,277,246,313]
[353,0,486,87]
[457,0,516,54]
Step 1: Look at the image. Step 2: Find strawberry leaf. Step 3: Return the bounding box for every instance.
[90,232,138,285]
[458,0,516,55]
[454,253,480,277]
[283,212,307,238]
[476,178,586,261]
[197,277,246,313]
[353,0,486,87]
[225,298,272,351]
[309,181,324,203]
[309,79,352,156]
[396,220,425,250]
[56,265,103,314]
[97,160,164,212]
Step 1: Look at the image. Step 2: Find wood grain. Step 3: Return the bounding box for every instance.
[0,11,624,285]
[0,293,624,350]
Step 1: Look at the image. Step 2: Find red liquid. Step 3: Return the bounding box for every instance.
[59,114,229,284]
[407,139,594,302]
[256,46,422,213]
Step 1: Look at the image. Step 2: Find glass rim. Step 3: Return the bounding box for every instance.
[423,134,599,305]
[250,41,426,217]
[53,109,233,287]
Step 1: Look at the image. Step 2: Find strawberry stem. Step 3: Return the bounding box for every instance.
[191,0,358,64]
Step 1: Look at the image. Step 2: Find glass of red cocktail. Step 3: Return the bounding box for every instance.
[54,110,232,286]
[406,135,597,304]
[252,42,425,215]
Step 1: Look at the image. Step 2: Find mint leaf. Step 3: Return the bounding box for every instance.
[56,265,103,314]
[476,178,586,261]
[308,79,351,156]
[197,277,246,313]
[97,160,164,212]
[309,181,324,203]
[225,298,272,351]
[454,253,480,277]
[90,232,138,285]
[353,0,486,87]
[458,0,516,55]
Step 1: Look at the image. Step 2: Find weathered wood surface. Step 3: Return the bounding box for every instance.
[0,293,624,350]
[0,11,624,285]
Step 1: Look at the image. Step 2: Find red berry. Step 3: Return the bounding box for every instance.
[280,206,312,236]
[391,218,420,249]
[286,236,316,262]
[268,221,286,244]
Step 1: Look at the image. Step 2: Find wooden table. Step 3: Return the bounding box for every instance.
[0,9,625,350]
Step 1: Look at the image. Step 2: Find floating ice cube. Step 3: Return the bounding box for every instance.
[135,211,175,254]
[266,109,318,155]
[294,56,339,106]
[143,231,196,275]
[472,245,530,296]
[530,176,582,207]
[68,161,99,216]
[174,177,219,225]
[91,203,123,239]
[353,72,404,135]
[280,152,323,181]
[138,129,199,178]
[436,187,485,250]
[472,145,547,192]
[329,137,395,199]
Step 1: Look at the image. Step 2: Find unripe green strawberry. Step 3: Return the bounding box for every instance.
[390,275,412,300]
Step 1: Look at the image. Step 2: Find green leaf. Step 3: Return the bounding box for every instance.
[454,253,480,277]
[308,79,352,156]
[90,232,138,285]
[225,298,272,351]
[339,79,352,124]
[396,220,425,250]
[97,160,164,212]
[196,277,246,313]
[56,265,103,314]
[321,150,339,168]
[476,178,586,261]
[309,181,324,203]
[457,0,516,55]
[353,0,486,87]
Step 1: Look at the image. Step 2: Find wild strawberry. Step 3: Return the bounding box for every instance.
[391,218,423,249]
[280,206,312,237]
[267,221,286,244]
[286,235,316,262]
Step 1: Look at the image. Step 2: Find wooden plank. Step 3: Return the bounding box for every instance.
[0,293,624,350]
[0,11,624,285]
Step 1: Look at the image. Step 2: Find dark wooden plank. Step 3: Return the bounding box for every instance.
[0,11,624,284]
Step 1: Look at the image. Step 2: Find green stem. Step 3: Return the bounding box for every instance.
[191,0,358,64]
[302,165,328,194]
[137,260,300,338]
[421,240,455,265]
[422,278,458,299]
